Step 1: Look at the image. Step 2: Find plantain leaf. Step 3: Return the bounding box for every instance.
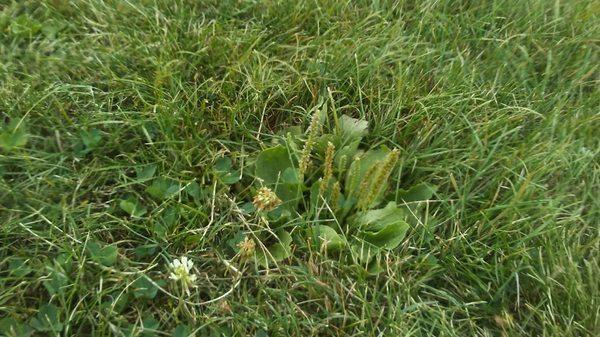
[255,145,294,185]
[255,146,301,210]
[309,180,322,209]
[354,202,409,250]
[334,139,361,171]
[360,220,408,250]
[212,157,241,185]
[396,183,437,226]
[314,134,335,155]
[396,183,437,203]
[356,202,404,230]
[281,167,300,184]
[345,146,390,198]
[350,241,380,264]
[256,230,293,267]
[339,114,368,143]
[141,316,160,337]
[312,225,345,251]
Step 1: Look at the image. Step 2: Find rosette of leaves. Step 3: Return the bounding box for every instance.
[231,103,436,271]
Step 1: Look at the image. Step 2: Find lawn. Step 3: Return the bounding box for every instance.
[0,0,598,336]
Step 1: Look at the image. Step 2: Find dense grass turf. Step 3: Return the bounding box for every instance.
[1,0,598,336]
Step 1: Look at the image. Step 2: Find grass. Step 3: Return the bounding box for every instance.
[0,0,598,336]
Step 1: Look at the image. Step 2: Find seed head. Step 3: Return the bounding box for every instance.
[253,187,282,212]
[298,112,321,177]
[361,148,400,209]
[319,142,335,196]
[330,181,341,210]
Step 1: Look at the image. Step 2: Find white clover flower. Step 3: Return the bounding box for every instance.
[167,256,197,295]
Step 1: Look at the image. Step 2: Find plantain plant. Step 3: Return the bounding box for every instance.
[228,103,436,272]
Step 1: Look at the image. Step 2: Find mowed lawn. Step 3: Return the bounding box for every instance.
[0,1,598,336]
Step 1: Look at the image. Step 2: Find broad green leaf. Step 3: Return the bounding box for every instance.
[255,145,295,185]
[264,206,291,223]
[87,241,118,267]
[9,15,42,38]
[185,181,204,201]
[281,167,300,184]
[136,164,157,180]
[134,244,158,259]
[396,183,437,203]
[80,128,102,149]
[152,222,168,240]
[29,304,63,333]
[345,146,390,199]
[240,202,256,214]
[146,178,179,200]
[314,134,335,155]
[0,120,28,151]
[339,114,368,143]
[395,183,437,225]
[255,146,301,209]
[213,157,242,185]
[8,257,32,277]
[312,225,345,251]
[172,324,192,337]
[214,157,232,172]
[42,267,68,296]
[161,206,178,227]
[350,241,380,264]
[366,260,384,275]
[141,316,160,337]
[132,276,160,299]
[119,199,147,217]
[277,125,303,137]
[184,233,204,245]
[257,230,293,267]
[0,317,33,337]
[356,202,405,231]
[360,220,408,250]
[274,182,301,212]
[226,231,246,252]
[101,291,129,314]
[166,184,181,196]
[354,202,409,250]
[334,139,361,171]
[55,253,74,274]
[220,170,241,185]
